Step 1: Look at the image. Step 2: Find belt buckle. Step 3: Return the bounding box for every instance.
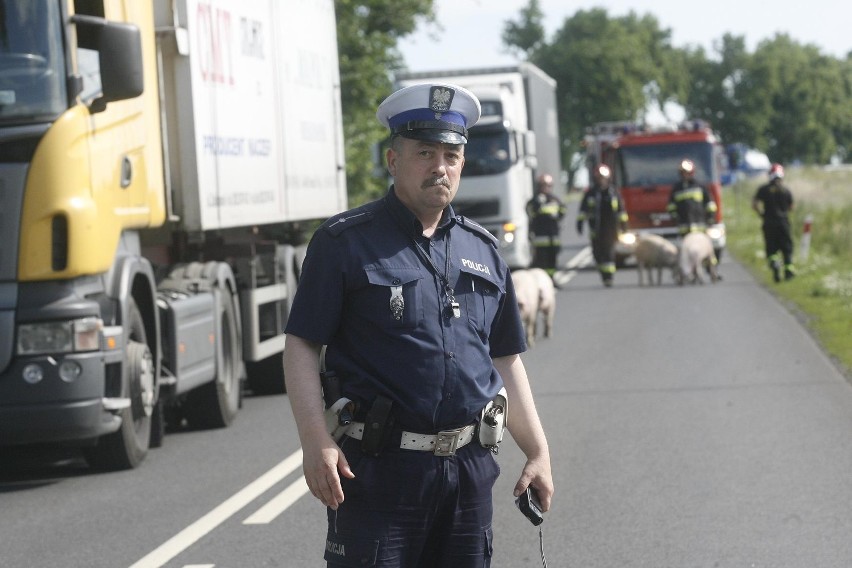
[434,427,464,456]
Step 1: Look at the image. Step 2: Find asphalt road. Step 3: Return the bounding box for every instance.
[3,225,852,567]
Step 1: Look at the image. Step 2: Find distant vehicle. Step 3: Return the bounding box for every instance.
[396,64,562,269]
[584,120,726,263]
[721,143,772,185]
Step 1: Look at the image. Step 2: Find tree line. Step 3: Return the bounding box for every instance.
[334,0,851,205]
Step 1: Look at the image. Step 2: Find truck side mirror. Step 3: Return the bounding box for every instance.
[72,15,143,113]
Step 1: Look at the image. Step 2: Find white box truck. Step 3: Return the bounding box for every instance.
[396,64,562,268]
[0,0,346,469]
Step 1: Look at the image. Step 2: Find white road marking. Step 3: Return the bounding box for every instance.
[129,449,303,568]
[553,246,593,287]
[565,246,593,270]
[243,475,310,524]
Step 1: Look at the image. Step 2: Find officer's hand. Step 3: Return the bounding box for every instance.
[513,458,554,513]
[302,435,355,510]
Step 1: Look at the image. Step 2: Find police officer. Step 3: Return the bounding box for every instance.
[283,82,553,567]
[526,173,567,277]
[576,164,628,287]
[753,163,795,282]
[667,158,718,235]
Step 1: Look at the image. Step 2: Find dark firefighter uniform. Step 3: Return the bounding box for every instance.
[667,177,718,234]
[526,185,566,275]
[753,169,795,281]
[577,177,628,286]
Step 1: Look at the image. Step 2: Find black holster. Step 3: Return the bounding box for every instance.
[361,395,394,456]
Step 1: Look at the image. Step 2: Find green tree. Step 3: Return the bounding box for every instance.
[502,0,545,60]
[334,0,435,206]
[682,34,765,145]
[739,34,848,163]
[528,8,686,161]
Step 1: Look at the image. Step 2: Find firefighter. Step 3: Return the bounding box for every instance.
[577,164,628,287]
[753,163,795,282]
[667,158,717,235]
[526,173,566,276]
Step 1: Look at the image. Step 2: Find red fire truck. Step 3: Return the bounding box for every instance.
[584,120,727,263]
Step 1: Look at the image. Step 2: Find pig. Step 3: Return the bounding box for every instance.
[634,233,679,286]
[677,232,719,285]
[529,268,556,339]
[510,268,556,347]
[510,269,539,346]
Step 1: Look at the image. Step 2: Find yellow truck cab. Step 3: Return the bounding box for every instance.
[0,0,346,469]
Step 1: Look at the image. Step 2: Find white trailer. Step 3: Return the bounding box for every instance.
[396,64,561,268]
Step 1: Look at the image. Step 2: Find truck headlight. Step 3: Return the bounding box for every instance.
[17,317,103,355]
[706,225,725,240]
[502,222,516,244]
[619,232,637,246]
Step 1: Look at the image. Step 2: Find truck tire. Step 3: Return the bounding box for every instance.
[84,299,155,470]
[183,266,242,429]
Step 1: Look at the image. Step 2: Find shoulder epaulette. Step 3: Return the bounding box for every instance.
[324,208,374,237]
[456,216,498,246]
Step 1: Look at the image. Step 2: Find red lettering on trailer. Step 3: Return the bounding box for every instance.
[196,3,234,86]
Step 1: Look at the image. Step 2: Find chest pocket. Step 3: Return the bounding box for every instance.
[458,264,503,339]
[364,267,423,329]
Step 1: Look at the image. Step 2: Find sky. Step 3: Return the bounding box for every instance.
[397,0,851,72]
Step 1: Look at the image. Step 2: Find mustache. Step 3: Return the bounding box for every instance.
[422,176,451,189]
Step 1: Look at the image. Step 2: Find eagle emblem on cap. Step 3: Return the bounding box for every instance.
[430,86,454,117]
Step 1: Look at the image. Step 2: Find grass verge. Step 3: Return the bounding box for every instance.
[723,166,852,379]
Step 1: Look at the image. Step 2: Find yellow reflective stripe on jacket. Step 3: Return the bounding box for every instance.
[539,203,561,215]
[673,189,705,202]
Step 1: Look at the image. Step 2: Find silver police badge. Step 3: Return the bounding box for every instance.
[429,86,454,118]
[390,286,404,321]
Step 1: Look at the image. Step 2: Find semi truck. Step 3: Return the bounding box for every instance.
[396,64,562,269]
[584,120,726,262]
[0,0,346,469]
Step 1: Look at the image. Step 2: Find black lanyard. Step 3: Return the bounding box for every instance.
[385,197,460,318]
[412,230,460,318]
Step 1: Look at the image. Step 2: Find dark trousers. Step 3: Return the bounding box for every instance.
[532,243,560,272]
[325,436,499,567]
[591,232,617,281]
[763,222,793,267]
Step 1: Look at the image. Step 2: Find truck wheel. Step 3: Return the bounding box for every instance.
[184,281,242,429]
[85,300,155,470]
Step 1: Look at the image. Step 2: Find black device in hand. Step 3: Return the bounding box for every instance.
[515,486,544,526]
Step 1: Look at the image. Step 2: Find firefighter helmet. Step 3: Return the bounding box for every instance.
[679,159,695,175]
[769,163,785,180]
[536,173,554,188]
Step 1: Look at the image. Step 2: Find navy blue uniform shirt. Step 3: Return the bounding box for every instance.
[285,187,527,433]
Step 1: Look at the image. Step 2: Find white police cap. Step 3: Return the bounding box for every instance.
[377,83,481,145]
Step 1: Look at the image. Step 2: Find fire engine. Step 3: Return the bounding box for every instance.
[584,120,727,263]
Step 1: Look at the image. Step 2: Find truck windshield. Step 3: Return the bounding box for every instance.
[463,128,513,176]
[0,0,67,123]
[619,142,715,186]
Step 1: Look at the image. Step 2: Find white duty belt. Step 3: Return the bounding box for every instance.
[339,422,476,457]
